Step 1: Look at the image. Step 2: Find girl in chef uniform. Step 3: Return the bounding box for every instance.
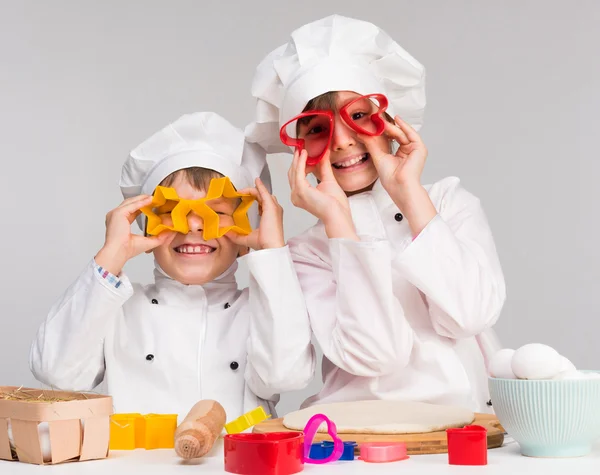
[245,15,506,413]
[30,112,315,421]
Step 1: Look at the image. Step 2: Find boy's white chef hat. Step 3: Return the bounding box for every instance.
[245,14,426,153]
[119,111,270,231]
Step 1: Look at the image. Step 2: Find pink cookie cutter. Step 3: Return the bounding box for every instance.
[359,442,409,463]
[302,414,344,464]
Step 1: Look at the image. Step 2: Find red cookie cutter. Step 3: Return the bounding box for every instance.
[224,432,304,475]
[446,425,488,465]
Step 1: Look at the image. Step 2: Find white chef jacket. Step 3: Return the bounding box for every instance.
[29,246,315,422]
[288,177,505,413]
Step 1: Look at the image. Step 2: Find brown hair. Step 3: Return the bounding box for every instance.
[159,167,242,207]
[159,167,223,190]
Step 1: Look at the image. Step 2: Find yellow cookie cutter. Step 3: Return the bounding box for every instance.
[224,407,271,434]
[109,413,178,450]
[140,176,256,241]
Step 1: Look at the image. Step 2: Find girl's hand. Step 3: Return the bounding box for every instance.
[288,149,358,240]
[358,116,428,203]
[358,117,437,237]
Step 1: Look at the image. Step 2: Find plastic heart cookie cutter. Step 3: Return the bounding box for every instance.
[224,432,304,475]
[302,414,343,464]
[446,425,488,465]
[140,176,256,241]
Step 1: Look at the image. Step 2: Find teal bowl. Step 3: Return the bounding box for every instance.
[488,372,600,457]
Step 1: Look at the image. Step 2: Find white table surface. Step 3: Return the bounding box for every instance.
[2,438,599,475]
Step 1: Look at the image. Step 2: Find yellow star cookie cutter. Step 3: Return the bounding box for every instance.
[140,176,256,241]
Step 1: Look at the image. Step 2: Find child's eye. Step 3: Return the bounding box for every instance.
[307,125,325,136]
[351,111,367,121]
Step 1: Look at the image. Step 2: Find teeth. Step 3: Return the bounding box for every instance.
[333,154,368,169]
[176,245,214,254]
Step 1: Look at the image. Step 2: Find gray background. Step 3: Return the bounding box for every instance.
[1,0,598,417]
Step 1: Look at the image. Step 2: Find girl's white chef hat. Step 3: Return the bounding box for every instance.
[245,14,426,153]
[119,111,270,231]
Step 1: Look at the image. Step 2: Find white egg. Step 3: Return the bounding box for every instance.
[559,356,576,373]
[7,419,13,447]
[553,370,586,381]
[552,370,600,381]
[7,420,52,462]
[489,348,516,378]
[511,343,562,380]
[38,422,52,463]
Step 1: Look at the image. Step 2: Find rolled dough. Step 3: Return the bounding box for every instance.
[283,400,475,434]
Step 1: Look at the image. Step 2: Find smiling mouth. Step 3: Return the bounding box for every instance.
[174,244,216,255]
[332,153,369,169]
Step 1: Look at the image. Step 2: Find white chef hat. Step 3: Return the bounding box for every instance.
[119,111,270,231]
[245,14,426,153]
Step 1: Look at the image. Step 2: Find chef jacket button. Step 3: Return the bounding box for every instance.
[151,299,158,305]
[224,302,231,309]
[146,354,154,362]
[394,212,404,222]
[230,361,239,371]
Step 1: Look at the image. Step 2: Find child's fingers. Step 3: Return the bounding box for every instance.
[237,187,262,209]
[255,177,270,196]
[225,230,250,247]
[139,231,173,254]
[255,178,275,207]
[122,200,154,223]
[384,119,410,146]
[296,149,309,185]
[288,149,299,189]
[126,209,143,225]
[317,150,335,182]
[117,196,153,215]
[394,116,423,144]
[161,230,177,247]
[236,187,260,199]
[119,194,152,206]
[117,195,152,211]
[356,133,387,165]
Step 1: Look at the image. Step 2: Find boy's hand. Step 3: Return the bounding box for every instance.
[226,178,285,251]
[289,149,358,240]
[95,195,176,275]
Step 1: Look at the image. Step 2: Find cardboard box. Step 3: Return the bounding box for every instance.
[0,386,113,465]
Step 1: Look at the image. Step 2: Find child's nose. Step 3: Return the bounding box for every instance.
[187,212,204,232]
[330,115,356,151]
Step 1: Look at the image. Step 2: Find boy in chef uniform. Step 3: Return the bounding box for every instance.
[30,112,315,421]
[246,15,506,413]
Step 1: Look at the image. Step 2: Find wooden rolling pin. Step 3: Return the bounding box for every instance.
[174,400,227,459]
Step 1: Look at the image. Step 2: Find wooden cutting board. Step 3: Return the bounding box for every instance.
[253,413,504,455]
